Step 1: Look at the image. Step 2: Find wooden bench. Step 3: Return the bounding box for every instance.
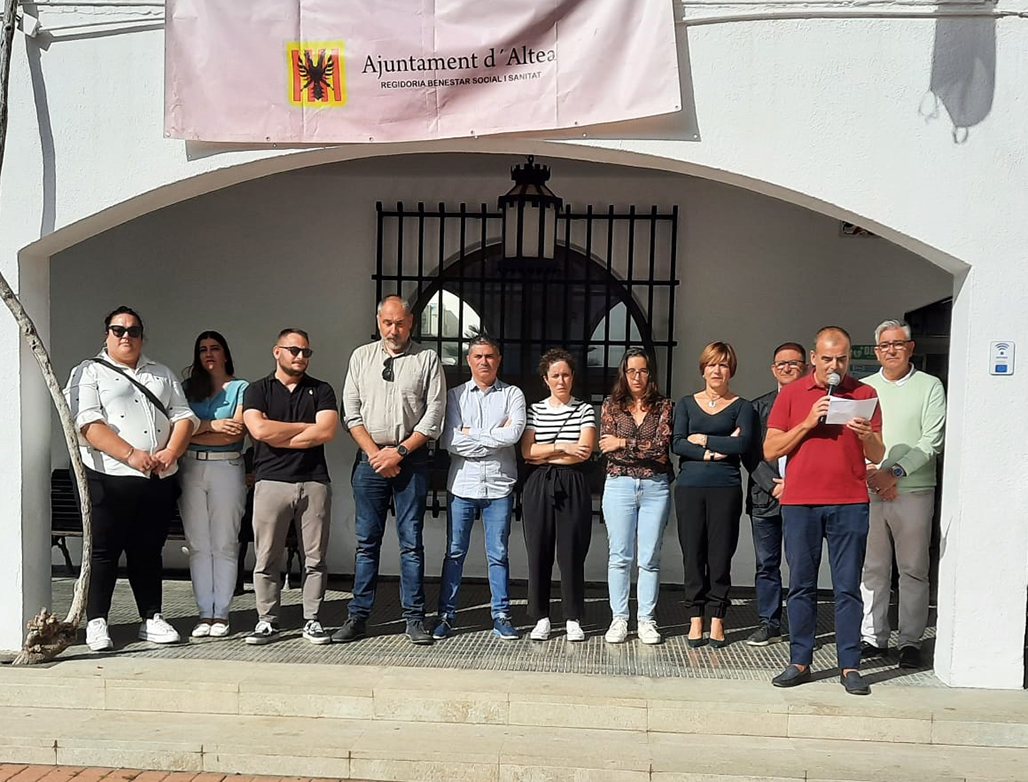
[50,468,301,586]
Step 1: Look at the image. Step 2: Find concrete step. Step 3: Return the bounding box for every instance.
[2,657,1027,750]
[1,703,1027,782]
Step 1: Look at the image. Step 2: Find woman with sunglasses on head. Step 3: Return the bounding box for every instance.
[63,306,199,652]
[179,331,249,638]
[672,342,757,648]
[521,349,597,642]
[598,348,674,645]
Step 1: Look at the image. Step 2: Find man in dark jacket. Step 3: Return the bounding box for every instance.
[744,342,808,645]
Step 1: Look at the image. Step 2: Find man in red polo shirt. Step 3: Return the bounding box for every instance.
[764,326,884,695]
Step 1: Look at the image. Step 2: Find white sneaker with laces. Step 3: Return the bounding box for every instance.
[605,616,629,644]
[638,619,662,645]
[209,620,230,637]
[566,619,586,642]
[190,621,211,638]
[530,617,551,641]
[245,620,278,645]
[138,613,181,644]
[302,619,332,645]
[85,617,113,651]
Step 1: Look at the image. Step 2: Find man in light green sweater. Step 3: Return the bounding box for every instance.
[861,319,946,670]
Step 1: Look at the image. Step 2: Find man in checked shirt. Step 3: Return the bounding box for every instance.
[433,334,527,640]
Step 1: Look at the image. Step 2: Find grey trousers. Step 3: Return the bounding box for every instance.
[252,479,332,625]
[859,489,934,649]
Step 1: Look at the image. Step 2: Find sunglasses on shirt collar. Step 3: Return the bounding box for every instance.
[382,356,395,382]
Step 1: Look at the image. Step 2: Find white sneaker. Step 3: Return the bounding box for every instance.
[190,621,211,638]
[604,616,629,644]
[566,620,586,642]
[638,619,662,645]
[209,620,230,637]
[530,617,551,641]
[85,617,113,651]
[138,613,181,644]
[245,620,278,645]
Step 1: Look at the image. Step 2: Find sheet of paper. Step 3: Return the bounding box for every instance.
[824,396,878,425]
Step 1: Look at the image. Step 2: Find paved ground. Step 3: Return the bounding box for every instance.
[0,766,358,782]
[48,575,941,686]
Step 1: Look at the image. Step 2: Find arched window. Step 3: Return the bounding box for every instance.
[588,302,644,368]
[410,244,656,402]
[419,290,482,366]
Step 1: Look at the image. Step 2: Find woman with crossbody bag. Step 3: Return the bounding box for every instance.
[63,306,198,652]
[180,331,249,639]
[520,349,596,642]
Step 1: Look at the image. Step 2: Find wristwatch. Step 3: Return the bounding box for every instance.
[891,464,905,478]
[397,444,409,459]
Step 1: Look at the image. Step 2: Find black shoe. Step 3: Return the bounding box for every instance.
[687,635,707,649]
[709,635,728,649]
[746,625,782,647]
[406,618,434,645]
[331,617,366,643]
[898,646,922,669]
[841,670,871,695]
[861,641,888,659]
[772,664,811,688]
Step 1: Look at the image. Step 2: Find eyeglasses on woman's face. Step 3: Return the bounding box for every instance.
[107,325,142,339]
[625,368,650,377]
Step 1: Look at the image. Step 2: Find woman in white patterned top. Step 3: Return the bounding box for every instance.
[520,349,597,642]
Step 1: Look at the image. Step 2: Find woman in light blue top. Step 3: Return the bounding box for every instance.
[180,331,248,638]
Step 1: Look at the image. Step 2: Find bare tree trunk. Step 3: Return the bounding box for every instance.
[0,0,93,665]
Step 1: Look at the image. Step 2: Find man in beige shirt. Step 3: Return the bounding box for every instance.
[334,295,446,645]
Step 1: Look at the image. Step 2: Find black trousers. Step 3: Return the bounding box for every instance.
[675,484,742,619]
[86,468,179,621]
[522,465,592,622]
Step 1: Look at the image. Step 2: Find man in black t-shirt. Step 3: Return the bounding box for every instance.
[242,328,339,645]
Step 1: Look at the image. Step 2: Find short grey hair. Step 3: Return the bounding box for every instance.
[467,333,501,355]
[377,294,413,316]
[874,319,911,344]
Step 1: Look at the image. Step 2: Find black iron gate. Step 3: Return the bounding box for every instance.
[373,197,679,518]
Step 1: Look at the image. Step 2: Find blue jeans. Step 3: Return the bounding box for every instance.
[437,493,514,620]
[782,503,869,670]
[601,475,670,621]
[349,453,429,621]
[751,514,783,632]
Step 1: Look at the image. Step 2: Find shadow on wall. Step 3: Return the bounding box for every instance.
[25,39,56,238]
[920,15,995,143]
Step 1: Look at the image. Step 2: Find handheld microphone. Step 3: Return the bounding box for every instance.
[819,371,842,424]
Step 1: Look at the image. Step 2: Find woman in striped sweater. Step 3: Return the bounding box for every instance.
[520,349,597,642]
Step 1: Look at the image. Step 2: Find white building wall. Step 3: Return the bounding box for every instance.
[0,2,1024,687]
[46,154,952,590]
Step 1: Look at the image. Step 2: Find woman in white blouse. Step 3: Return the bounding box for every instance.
[64,306,198,652]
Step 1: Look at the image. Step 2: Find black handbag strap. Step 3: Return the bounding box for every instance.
[545,406,578,443]
[90,358,171,420]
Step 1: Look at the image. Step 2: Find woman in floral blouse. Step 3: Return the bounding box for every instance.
[598,348,674,645]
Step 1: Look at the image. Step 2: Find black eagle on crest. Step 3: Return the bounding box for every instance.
[297,49,335,101]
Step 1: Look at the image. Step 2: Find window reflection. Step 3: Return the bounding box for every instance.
[588,302,642,367]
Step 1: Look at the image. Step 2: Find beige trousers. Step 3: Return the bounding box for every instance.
[252,479,332,625]
[859,489,934,650]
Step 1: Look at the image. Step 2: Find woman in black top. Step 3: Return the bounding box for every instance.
[672,342,757,648]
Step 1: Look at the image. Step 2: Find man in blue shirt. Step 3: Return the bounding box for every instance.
[433,334,527,640]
